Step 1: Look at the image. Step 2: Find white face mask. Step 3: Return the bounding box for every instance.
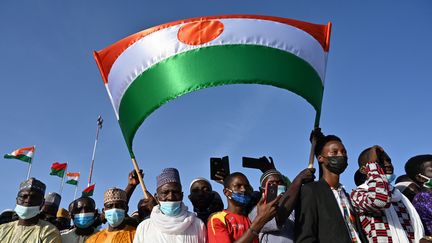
[14,204,40,219]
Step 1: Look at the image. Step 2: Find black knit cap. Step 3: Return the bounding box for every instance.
[259,169,282,187]
[405,154,432,180]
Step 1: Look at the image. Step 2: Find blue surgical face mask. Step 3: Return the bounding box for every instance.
[159,201,182,217]
[14,204,40,220]
[104,208,125,227]
[227,189,251,206]
[386,174,396,184]
[277,185,286,196]
[73,212,95,228]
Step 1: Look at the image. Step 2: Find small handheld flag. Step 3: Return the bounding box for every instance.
[82,184,95,197]
[50,162,67,178]
[4,146,35,163]
[66,172,80,185]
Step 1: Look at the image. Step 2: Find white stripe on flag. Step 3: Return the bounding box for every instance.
[107,18,327,115]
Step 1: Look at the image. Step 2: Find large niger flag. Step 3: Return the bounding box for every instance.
[94,15,331,151]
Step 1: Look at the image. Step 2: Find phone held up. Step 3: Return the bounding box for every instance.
[210,156,230,181]
[264,181,286,204]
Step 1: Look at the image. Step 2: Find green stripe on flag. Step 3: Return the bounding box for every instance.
[82,185,95,197]
[118,45,324,150]
[4,154,32,163]
[82,191,93,197]
[66,180,78,185]
[50,169,65,178]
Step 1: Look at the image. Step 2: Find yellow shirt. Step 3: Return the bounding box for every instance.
[0,219,61,243]
[85,225,136,243]
[61,227,97,243]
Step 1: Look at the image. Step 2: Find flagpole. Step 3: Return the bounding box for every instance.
[308,113,320,169]
[74,183,79,200]
[131,156,149,199]
[88,116,103,187]
[26,145,36,180]
[308,132,317,169]
[59,165,67,196]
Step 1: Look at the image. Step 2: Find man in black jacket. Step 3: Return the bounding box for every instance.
[295,133,366,243]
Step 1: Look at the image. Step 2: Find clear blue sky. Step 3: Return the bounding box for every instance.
[1,0,431,222]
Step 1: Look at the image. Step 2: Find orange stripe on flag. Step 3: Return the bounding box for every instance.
[66,172,80,177]
[15,146,35,155]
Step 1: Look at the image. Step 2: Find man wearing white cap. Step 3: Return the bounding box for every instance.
[188,177,224,224]
[134,167,207,243]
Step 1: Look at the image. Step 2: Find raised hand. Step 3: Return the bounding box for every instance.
[256,194,281,224]
[309,127,324,144]
[128,169,144,187]
[296,168,316,184]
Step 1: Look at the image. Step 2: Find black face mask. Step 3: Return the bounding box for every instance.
[325,156,348,175]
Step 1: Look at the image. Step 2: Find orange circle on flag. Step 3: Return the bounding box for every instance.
[178,20,224,46]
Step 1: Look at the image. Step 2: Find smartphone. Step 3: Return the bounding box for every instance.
[210,156,230,181]
[265,181,278,204]
[242,157,263,169]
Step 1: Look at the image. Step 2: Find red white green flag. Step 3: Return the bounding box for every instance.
[82,184,95,197]
[94,14,331,152]
[4,146,35,163]
[50,162,67,178]
[66,172,80,185]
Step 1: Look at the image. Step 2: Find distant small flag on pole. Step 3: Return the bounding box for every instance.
[82,184,95,197]
[4,146,35,163]
[66,172,80,185]
[50,162,67,178]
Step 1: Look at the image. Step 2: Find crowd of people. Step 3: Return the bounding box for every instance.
[0,130,431,243]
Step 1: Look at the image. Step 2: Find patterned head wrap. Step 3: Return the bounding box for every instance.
[156,168,181,189]
[19,177,46,195]
[104,187,127,205]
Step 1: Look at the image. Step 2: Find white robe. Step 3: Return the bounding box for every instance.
[133,203,207,243]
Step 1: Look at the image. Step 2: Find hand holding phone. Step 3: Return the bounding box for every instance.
[210,156,230,183]
[264,181,278,204]
[242,156,276,173]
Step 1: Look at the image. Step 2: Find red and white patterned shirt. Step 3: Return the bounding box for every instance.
[351,161,415,243]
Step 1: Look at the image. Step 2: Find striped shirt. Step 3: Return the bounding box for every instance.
[351,162,414,243]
